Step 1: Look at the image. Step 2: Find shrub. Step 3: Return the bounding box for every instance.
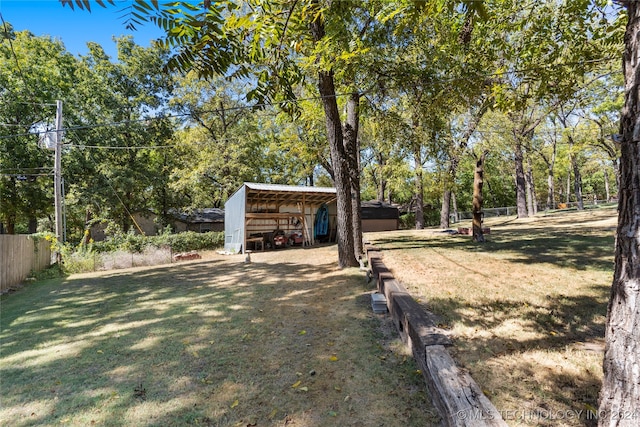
[150,231,225,253]
[61,231,225,273]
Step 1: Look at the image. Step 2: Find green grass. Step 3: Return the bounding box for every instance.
[366,206,616,427]
[1,246,439,427]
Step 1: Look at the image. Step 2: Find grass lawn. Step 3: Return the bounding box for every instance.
[0,246,439,427]
[366,206,617,427]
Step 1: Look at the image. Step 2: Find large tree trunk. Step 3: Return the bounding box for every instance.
[344,92,363,258]
[598,4,640,425]
[441,190,452,228]
[514,138,528,218]
[310,8,358,268]
[472,151,488,243]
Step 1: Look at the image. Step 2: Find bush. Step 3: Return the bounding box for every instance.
[150,231,225,253]
[399,213,416,229]
[61,231,224,274]
[64,250,98,274]
[92,231,224,254]
[399,210,441,229]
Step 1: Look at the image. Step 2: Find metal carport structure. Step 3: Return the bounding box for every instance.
[224,182,337,254]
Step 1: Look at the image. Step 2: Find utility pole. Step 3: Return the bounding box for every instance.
[54,100,63,263]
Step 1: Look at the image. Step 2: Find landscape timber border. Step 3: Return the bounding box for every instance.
[365,243,507,427]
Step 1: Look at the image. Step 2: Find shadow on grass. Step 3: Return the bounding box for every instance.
[0,256,438,427]
[373,230,614,272]
[421,284,608,427]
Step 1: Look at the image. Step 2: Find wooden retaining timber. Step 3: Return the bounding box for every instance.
[366,244,507,427]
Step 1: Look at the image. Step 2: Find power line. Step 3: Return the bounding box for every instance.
[64,143,179,150]
[0,173,52,177]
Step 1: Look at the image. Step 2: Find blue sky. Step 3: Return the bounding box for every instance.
[0,0,165,58]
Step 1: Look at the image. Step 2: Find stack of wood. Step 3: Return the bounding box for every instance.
[172,251,202,262]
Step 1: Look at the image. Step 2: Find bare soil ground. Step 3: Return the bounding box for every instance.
[366,206,617,427]
[0,245,439,427]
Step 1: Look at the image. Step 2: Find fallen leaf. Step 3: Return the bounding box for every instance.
[329,355,338,362]
[298,330,307,335]
[231,399,239,409]
[96,350,103,354]
[291,380,301,388]
[299,386,308,392]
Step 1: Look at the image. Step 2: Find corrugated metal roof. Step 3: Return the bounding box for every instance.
[243,182,337,207]
[244,182,336,194]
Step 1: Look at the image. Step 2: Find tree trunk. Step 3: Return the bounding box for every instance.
[415,167,424,229]
[612,158,621,200]
[566,169,571,205]
[568,135,584,210]
[452,192,459,223]
[28,218,37,234]
[547,171,555,210]
[441,190,452,228]
[377,177,386,202]
[572,156,584,210]
[376,151,387,201]
[604,168,611,203]
[472,151,488,243]
[526,157,537,216]
[514,138,528,218]
[546,154,556,210]
[598,4,640,425]
[440,156,459,229]
[344,92,363,258]
[310,8,358,268]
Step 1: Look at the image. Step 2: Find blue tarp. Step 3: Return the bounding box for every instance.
[315,204,329,238]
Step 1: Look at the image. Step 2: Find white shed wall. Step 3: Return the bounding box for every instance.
[224,186,246,253]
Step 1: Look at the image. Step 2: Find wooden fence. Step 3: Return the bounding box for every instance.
[0,235,52,293]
